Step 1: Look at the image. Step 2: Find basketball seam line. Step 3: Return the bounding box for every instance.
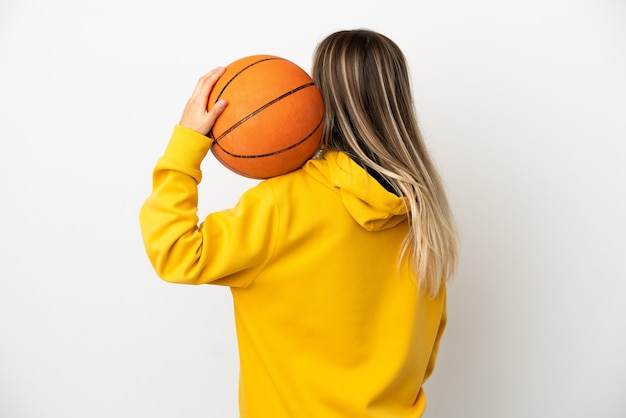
[214,82,317,143]
[214,115,323,159]
[213,57,284,103]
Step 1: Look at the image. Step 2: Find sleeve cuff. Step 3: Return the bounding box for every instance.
[163,125,214,171]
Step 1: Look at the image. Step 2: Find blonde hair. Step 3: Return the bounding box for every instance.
[312,29,458,296]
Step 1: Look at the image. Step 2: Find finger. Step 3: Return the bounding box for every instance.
[206,99,228,125]
[190,67,226,105]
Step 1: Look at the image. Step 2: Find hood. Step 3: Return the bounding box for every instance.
[304,151,409,231]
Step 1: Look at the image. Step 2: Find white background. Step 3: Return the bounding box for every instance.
[1,0,625,417]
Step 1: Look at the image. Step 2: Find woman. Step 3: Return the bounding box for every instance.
[140,29,458,417]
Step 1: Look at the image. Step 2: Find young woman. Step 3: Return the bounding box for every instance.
[140,29,458,418]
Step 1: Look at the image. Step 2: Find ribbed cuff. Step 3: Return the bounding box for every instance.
[163,125,214,171]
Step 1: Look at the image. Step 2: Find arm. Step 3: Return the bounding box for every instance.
[139,69,278,287]
[423,288,447,381]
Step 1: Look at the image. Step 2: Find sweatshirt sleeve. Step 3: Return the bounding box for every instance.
[423,288,447,381]
[139,125,278,288]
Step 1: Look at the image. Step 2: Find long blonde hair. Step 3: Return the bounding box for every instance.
[312,29,458,296]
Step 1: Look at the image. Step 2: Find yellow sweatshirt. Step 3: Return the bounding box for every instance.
[139,125,447,418]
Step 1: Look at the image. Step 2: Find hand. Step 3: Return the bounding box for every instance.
[179,67,228,136]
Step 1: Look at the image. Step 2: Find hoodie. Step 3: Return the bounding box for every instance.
[139,125,447,418]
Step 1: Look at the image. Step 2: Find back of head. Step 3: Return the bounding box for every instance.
[312,29,458,296]
[311,29,419,173]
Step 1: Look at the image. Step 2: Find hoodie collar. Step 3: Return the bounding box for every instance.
[304,151,409,231]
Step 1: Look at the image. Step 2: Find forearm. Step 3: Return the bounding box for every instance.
[139,125,213,284]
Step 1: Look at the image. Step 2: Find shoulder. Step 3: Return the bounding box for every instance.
[263,162,325,191]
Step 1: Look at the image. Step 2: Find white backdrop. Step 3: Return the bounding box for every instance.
[1,0,624,417]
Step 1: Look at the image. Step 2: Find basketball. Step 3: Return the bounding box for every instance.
[208,55,324,179]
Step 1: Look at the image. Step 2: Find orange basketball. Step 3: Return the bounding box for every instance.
[208,55,324,179]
